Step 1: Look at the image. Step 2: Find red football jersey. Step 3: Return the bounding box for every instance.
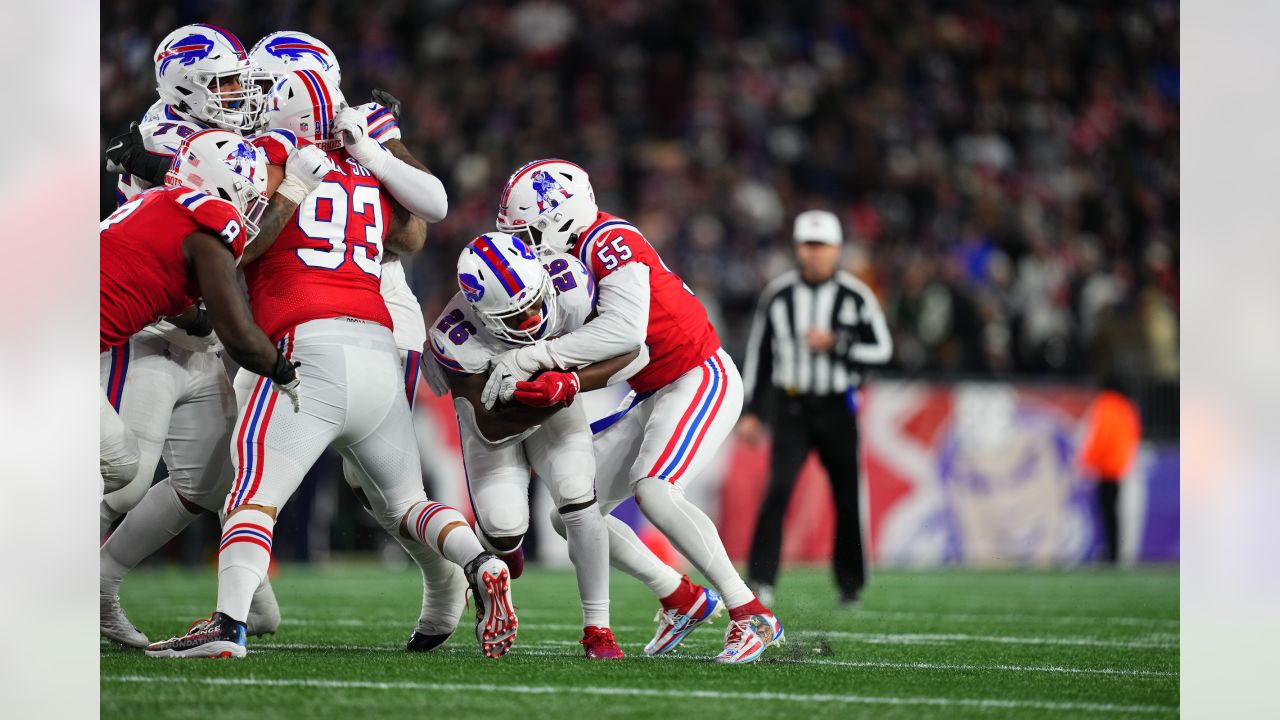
[245,130,394,340]
[572,212,721,393]
[100,185,248,351]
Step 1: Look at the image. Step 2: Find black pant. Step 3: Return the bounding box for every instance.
[748,394,866,598]
[1097,481,1120,564]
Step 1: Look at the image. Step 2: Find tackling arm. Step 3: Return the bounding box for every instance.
[447,369,561,444]
[530,264,650,371]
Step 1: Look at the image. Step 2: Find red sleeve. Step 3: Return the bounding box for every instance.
[251,129,305,167]
[189,197,248,259]
[579,224,649,280]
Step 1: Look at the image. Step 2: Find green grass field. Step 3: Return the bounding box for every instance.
[101,563,1179,718]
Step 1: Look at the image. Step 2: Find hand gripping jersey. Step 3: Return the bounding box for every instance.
[429,253,596,376]
[571,212,720,393]
[100,186,248,350]
[245,129,394,340]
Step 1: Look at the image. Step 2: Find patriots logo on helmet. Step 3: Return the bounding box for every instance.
[458,273,485,303]
[157,34,216,75]
[530,170,572,212]
[226,142,258,179]
[265,36,334,70]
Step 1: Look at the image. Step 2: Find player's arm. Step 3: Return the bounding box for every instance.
[184,231,298,390]
[510,349,641,408]
[446,369,561,443]
[384,192,426,256]
[104,122,170,185]
[516,264,650,372]
[334,106,448,223]
[239,143,332,266]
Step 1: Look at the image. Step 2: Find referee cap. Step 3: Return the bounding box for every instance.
[793,210,842,246]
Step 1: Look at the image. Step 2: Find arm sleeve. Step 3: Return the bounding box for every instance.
[533,263,650,371]
[847,285,893,365]
[366,147,448,223]
[742,292,775,415]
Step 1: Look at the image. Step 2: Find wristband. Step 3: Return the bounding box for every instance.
[274,175,312,205]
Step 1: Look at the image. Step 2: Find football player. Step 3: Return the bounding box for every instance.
[145,71,515,660]
[483,160,784,663]
[427,233,647,659]
[245,30,465,650]
[99,24,331,649]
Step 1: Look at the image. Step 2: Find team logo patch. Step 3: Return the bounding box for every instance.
[530,170,572,212]
[264,36,334,70]
[458,272,484,303]
[157,34,215,75]
[512,236,536,260]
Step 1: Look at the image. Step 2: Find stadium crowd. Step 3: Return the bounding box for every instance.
[101,0,1179,383]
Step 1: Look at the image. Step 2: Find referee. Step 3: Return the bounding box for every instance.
[739,210,892,607]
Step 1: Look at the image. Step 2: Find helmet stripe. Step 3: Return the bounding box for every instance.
[303,70,333,140]
[470,237,525,298]
[194,23,247,59]
[295,70,327,143]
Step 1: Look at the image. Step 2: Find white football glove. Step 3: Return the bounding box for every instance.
[333,104,387,173]
[276,144,333,205]
[481,345,546,410]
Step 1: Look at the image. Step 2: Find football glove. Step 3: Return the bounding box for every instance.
[105,121,169,186]
[513,371,580,408]
[371,88,402,123]
[275,144,332,205]
[334,104,387,173]
[269,352,302,413]
[481,345,545,409]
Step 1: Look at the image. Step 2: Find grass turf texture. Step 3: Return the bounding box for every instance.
[102,564,1178,719]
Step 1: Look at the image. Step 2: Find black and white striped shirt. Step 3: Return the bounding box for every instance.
[742,270,892,413]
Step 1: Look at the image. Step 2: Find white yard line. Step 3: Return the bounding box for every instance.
[793,630,1177,649]
[103,675,1174,714]
[174,642,1175,678]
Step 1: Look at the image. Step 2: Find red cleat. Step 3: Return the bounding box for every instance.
[581,626,625,659]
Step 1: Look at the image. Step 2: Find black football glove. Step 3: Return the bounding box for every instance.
[269,351,302,413]
[371,88,403,125]
[105,122,170,186]
[184,306,213,338]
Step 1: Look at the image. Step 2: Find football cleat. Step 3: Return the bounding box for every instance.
[465,554,517,658]
[144,612,247,659]
[406,629,453,652]
[246,577,281,637]
[498,546,525,580]
[100,592,149,648]
[714,610,784,664]
[644,582,722,656]
[581,626,625,659]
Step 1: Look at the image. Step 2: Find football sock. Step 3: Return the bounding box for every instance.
[633,476,754,609]
[398,534,467,635]
[101,479,199,595]
[560,503,611,628]
[550,509,682,599]
[405,501,487,567]
[216,508,275,623]
[728,598,769,621]
[659,575,701,610]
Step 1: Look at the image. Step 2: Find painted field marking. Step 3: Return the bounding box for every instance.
[103,675,1176,715]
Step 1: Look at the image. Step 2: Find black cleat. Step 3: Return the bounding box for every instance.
[406,630,453,652]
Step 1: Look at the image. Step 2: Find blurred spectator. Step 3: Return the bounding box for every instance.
[1078,383,1142,563]
[101,0,1178,388]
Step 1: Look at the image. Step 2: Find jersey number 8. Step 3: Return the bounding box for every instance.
[296,181,385,278]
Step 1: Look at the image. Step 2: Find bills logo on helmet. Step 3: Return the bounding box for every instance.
[512,236,536,260]
[263,36,335,70]
[458,273,485,303]
[530,170,572,212]
[157,34,216,75]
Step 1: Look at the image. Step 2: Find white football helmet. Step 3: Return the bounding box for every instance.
[154,24,261,132]
[496,159,598,255]
[248,31,341,94]
[261,70,347,151]
[165,129,269,239]
[457,233,558,345]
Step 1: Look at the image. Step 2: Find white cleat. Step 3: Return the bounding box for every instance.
[714,610,784,664]
[100,592,149,648]
[246,577,281,637]
[465,554,517,658]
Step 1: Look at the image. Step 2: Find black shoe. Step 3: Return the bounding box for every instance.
[406,629,453,652]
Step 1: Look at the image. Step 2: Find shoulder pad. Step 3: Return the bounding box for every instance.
[138,117,205,156]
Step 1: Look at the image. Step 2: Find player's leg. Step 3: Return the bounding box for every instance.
[629,349,782,662]
[746,402,813,605]
[338,334,516,658]
[99,336,180,536]
[525,403,621,658]
[146,331,342,658]
[99,391,138,494]
[811,406,867,603]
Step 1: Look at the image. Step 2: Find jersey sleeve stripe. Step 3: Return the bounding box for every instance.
[368,121,397,140]
[179,191,210,209]
[430,341,466,372]
[367,107,392,124]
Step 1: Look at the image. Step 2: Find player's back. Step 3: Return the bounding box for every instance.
[245,131,394,341]
[430,252,594,375]
[573,212,719,393]
[116,103,208,205]
[100,186,246,350]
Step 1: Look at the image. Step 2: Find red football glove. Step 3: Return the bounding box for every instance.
[513,370,581,407]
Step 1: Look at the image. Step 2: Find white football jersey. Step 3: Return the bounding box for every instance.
[428,253,596,376]
[115,102,208,205]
